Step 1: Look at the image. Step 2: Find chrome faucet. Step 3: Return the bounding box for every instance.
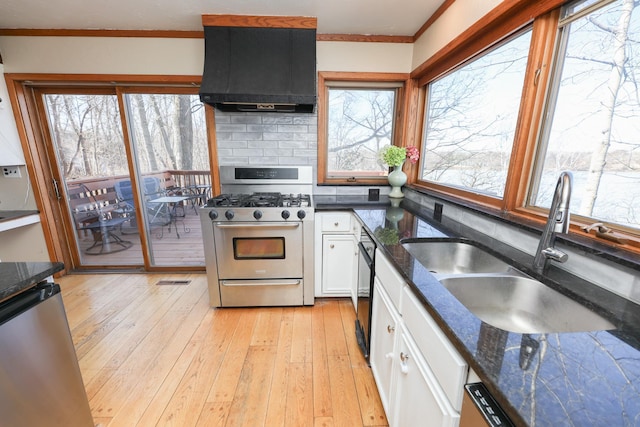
[532,171,573,273]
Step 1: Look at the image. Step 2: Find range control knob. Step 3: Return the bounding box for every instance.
[225,210,235,220]
[208,210,219,220]
[253,210,263,220]
[297,210,306,219]
[281,210,291,220]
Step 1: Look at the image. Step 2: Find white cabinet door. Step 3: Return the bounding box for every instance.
[369,280,399,417]
[321,234,358,296]
[402,286,467,410]
[392,325,460,427]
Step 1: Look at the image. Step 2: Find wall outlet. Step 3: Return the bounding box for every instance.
[2,166,21,178]
[434,202,443,222]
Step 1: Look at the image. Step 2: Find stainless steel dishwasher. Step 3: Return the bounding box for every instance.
[460,383,514,427]
[0,282,94,427]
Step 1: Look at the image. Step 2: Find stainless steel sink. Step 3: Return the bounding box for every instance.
[402,241,516,275]
[438,275,615,333]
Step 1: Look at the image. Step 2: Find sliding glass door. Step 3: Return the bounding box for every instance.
[39,88,210,269]
[125,92,210,266]
[42,91,145,266]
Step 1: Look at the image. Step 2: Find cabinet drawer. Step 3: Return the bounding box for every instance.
[321,213,353,232]
[402,286,468,411]
[375,249,405,312]
[394,325,460,427]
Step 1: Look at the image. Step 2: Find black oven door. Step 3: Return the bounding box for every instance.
[356,232,375,360]
[214,222,303,280]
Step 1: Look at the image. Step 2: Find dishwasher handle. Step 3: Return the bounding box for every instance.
[463,383,514,427]
[358,241,374,269]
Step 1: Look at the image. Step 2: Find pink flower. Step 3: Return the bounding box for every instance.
[405,146,420,164]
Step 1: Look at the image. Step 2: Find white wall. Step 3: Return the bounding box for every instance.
[0,64,25,166]
[0,37,204,75]
[0,63,33,211]
[317,41,413,73]
[0,36,414,75]
[412,0,502,70]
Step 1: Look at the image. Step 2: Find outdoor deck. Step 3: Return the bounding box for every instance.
[76,206,206,268]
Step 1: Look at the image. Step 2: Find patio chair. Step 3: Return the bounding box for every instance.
[70,183,133,255]
[114,177,171,228]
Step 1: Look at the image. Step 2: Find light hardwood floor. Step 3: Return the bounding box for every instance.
[58,273,388,427]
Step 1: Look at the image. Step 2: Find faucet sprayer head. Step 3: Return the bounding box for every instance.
[552,171,573,234]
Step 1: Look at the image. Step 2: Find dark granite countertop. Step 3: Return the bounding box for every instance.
[0,262,65,303]
[317,197,640,426]
[0,210,39,222]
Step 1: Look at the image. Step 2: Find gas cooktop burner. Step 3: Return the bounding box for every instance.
[207,192,311,208]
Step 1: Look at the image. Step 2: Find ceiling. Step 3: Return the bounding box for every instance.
[0,0,446,36]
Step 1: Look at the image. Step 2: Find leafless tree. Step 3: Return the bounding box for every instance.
[327,89,394,172]
[421,33,530,196]
[573,0,639,216]
[132,94,159,171]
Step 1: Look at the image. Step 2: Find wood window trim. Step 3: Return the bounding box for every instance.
[3,78,70,272]
[201,15,317,29]
[413,24,539,211]
[411,0,567,85]
[412,5,564,210]
[410,2,640,256]
[317,71,410,185]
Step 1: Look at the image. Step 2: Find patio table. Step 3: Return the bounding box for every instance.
[147,195,191,238]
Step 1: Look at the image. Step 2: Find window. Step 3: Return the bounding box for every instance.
[412,0,640,249]
[530,0,640,232]
[419,30,532,200]
[318,73,406,184]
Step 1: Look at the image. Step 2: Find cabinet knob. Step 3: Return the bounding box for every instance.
[400,352,410,362]
[387,325,395,334]
[330,244,335,249]
[334,222,339,226]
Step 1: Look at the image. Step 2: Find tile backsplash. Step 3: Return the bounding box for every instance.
[215,110,390,196]
[215,111,318,167]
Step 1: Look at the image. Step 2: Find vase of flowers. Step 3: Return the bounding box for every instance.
[379,145,420,198]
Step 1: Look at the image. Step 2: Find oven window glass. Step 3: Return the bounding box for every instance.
[233,237,286,259]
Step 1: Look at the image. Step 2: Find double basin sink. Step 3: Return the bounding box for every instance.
[401,240,614,334]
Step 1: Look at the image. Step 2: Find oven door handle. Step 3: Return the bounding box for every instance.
[215,223,300,229]
[220,279,302,286]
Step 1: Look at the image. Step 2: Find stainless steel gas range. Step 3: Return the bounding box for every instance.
[198,166,314,307]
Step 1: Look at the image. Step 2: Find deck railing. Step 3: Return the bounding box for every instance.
[67,170,212,196]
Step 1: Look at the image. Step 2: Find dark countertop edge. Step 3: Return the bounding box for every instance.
[0,262,65,304]
[0,210,40,223]
[320,199,639,426]
[0,209,40,222]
